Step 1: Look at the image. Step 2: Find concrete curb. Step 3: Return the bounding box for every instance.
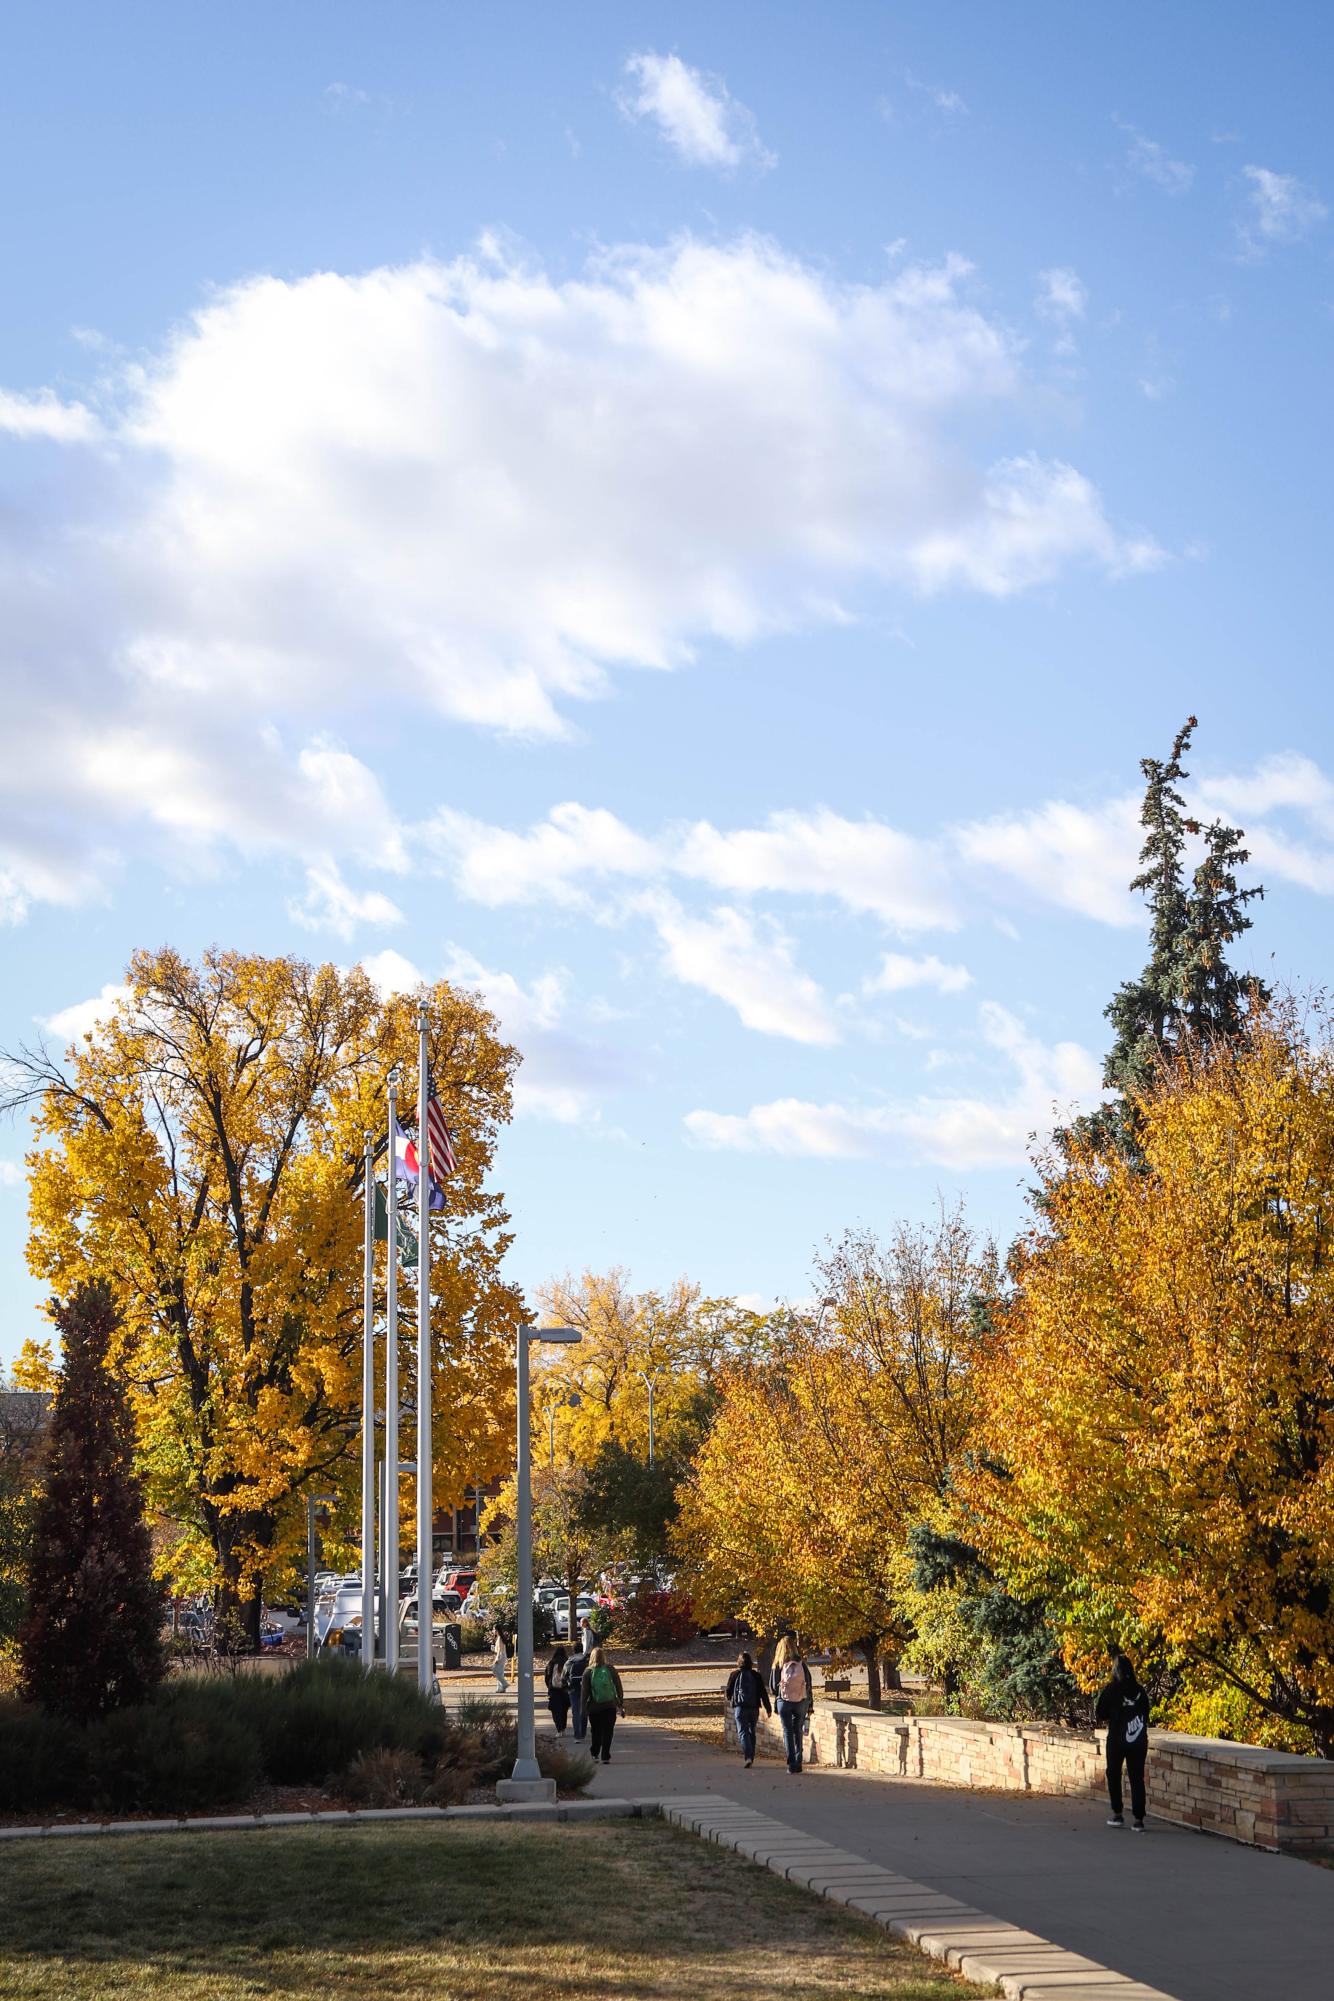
[661,1794,1182,2001]
[0,1797,652,1841]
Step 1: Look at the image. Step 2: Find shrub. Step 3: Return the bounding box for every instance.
[0,1699,87,1814]
[258,1658,450,1785]
[459,1620,493,1656]
[338,1746,426,1807]
[537,1736,596,1793]
[87,1696,261,1814]
[613,1588,695,1650]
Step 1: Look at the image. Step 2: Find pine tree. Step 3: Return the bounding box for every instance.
[1077,717,1266,1154]
[20,1281,165,1720]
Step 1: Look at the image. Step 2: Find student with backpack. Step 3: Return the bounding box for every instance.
[770,1633,814,1774]
[583,1644,626,1763]
[566,1643,589,1740]
[1095,1650,1151,1830]
[726,1650,772,1767]
[544,1645,571,1737]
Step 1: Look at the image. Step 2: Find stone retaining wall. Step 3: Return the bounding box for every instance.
[725,1704,1334,1853]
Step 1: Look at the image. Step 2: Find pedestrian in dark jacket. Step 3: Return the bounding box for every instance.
[770,1634,814,1773]
[726,1650,772,1767]
[583,1645,626,1764]
[544,1646,571,1737]
[1096,1650,1151,1830]
[566,1645,589,1741]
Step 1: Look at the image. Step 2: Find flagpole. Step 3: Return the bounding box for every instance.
[384,1070,400,1676]
[360,1129,375,1672]
[416,1004,434,1699]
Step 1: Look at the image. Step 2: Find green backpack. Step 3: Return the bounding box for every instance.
[589,1664,618,1706]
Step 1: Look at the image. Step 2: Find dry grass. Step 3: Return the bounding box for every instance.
[0,1819,987,2000]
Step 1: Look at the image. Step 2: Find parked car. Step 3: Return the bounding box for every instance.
[437,1568,476,1599]
[553,1594,601,1639]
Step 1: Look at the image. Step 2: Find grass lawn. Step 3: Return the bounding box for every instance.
[0,1820,986,2000]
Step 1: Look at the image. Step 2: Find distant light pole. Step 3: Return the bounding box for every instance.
[636,1368,666,1465]
[306,1493,337,1659]
[497,1323,582,1803]
[816,1295,837,1334]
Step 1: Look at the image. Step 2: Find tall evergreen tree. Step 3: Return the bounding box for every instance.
[1077,717,1266,1154]
[20,1281,165,1720]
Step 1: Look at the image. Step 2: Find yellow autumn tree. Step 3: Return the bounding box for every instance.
[5,947,523,1634]
[965,1005,1334,1754]
[533,1268,769,1465]
[676,1207,995,1705]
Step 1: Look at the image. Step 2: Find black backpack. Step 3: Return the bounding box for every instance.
[732,1666,762,1707]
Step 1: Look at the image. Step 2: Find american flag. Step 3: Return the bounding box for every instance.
[426,1090,458,1179]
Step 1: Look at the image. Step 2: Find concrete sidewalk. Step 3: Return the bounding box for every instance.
[588,1715,1334,2001]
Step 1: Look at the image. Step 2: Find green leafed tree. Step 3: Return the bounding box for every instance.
[20,1282,166,1721]
[1075,716,1267,1154]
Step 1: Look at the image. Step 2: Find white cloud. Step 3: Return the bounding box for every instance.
[359,949,424,998]
[0,234,1162,916]
[441,946,626,1123]
[423,804,659,908]
[42,983,130,1045]
[1036,268,1087,354]
[290,861,404,938]
[955,793,1143,926]
[0,1160,24,1189]
[0,388,99,443]
[864,952,972,995]
[910,456,1164,596]
[1118,123,1194,195]
[620,51,773,171]
[675,809,957,930]
[1239,165,1327,252]
[905,72,968,115]
[639,895,838,1043]
[685,1002,1100,1169]
[1195,752,1334,834]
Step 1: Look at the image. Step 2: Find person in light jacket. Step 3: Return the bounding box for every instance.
[491,1626,509,1694]
[770,1633,814,1774]
[726,1651,772,1768]
[1096,1650,1151,1830]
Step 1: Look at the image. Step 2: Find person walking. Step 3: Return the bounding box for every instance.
[726,1650,771,1768]
[567,1642,589,1741]
[770,1633,813,1774]
[544,1645,572,1737]
[491,1625,509,1695]
[583,1644,625,1764]
[1096,1650,1151,1830]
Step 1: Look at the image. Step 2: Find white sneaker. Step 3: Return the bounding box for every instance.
[1106,1815,1124,1826]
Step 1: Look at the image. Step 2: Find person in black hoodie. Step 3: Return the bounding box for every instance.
[1096,1650,1151,1830]
[726,1650,772,1767]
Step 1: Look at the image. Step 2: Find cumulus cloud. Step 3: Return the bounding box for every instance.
[0,1160,24,1189]
[864,952,972,995]
[620,51,773,170]
[1036,268,1087,354]
[638,895,838,1043]
[42,984,131,1045]
[0,234,1163,918]
[685,1003,1100,1169]
[289,861,405,938]
[1118,123,1194,195]
[423,804,659,909]
[1239,165,1327,253]
[954,793,1143,925]
[0,388,100,442]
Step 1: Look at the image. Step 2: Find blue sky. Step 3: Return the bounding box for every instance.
[4,2,1334,1362]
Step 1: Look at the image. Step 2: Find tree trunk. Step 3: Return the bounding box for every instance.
[861,1638,882,1711]
[883,1654,903,1693]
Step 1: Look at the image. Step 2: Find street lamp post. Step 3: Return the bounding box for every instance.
[305,1492,337,1660]
[636,1369,665,1465]
[497,1322,581,1804]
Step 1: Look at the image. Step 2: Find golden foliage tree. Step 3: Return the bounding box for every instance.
[533,1268,769,1465]
[675,1208,995,1706]
[6,948,523,1634]
[965,1007,1334,1754]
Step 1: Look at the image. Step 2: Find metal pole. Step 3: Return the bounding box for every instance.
[511,1326,540,1781]
[360,1132,375,1672]
[416,1007,434,1697]
[377,1457,387,1661]
[647,1379,655,1466]
[548,1405,556,1470]
[306,1493,316,1661]
[384,1074,399,1674]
